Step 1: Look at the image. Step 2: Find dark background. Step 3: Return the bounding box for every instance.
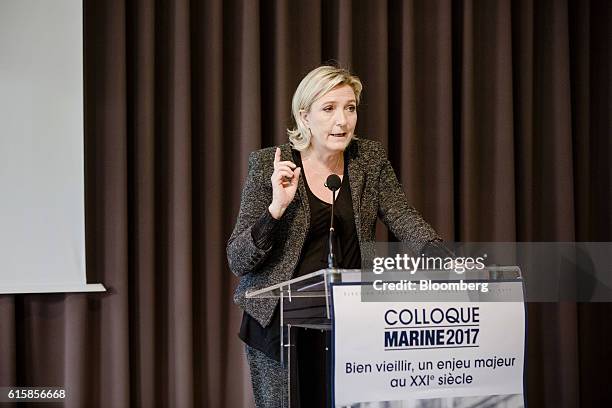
[0,0,610,406]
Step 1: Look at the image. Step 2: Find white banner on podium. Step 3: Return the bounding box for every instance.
[332,284,525,406]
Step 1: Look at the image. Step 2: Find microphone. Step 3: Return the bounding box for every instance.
[325,174,342,269]
[325,174,342,192]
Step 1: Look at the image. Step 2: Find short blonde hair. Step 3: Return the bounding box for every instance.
[287,65,363,151]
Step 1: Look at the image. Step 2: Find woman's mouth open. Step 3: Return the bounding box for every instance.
[330,133,347,137]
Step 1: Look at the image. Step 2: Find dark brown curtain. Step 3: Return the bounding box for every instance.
[0,0,610,407]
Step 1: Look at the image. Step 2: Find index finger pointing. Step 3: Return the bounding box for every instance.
[274,147,281,164]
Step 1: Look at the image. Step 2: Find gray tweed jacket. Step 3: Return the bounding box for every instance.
[227,138,440,327]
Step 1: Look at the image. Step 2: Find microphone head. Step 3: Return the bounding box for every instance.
[325,174,342,192]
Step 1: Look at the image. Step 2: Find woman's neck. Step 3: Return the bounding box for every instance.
[303,146,343,171]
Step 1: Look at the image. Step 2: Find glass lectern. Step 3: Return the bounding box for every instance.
[246,267,523,408]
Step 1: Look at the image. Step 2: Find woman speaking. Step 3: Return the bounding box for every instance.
[227,65,441,407]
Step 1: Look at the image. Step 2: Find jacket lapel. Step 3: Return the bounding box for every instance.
[348,141,365,246]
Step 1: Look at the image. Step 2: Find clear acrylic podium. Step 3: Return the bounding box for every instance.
[245,266,523,408]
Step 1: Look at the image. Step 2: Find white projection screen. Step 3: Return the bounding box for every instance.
[0,0,103,293]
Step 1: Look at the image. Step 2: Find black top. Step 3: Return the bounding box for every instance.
[238,149,362,361]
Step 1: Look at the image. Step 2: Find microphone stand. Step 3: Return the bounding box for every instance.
[327,192,337,270]
[325,174,342,282]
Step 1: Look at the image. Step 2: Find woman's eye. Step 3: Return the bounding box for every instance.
[347,105,356,112]
[323,106,333,112]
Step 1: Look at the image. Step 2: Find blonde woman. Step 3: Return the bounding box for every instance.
[227,65,441,407]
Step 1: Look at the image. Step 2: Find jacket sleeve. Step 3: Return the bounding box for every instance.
[226,151,276,277]
[375,145,441,244]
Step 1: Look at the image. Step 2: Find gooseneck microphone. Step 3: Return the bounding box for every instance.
[325,174,342,269]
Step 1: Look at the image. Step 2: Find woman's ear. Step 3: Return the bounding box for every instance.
[299,109,309,127]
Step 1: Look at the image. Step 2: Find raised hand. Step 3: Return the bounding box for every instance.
[268,147,301,219]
